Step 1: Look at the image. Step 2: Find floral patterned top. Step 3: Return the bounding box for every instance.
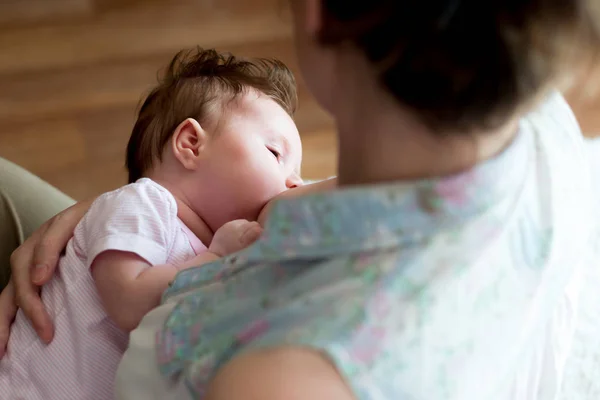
[137,93,597,399]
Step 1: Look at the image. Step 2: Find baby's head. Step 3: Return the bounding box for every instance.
[126,48,302,230]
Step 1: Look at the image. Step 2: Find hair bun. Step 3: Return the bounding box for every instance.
[318,0,600,133]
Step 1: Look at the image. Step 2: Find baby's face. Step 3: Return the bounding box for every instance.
[193,90,303,228]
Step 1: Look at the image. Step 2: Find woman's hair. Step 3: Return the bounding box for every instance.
[126,48,297,183]
[318,0,600,133]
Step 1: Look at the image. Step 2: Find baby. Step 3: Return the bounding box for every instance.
[0,48,305,399]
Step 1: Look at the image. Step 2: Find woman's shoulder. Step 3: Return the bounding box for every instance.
[525,91,583,143]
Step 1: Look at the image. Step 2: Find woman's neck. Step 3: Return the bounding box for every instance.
[330,51,519,186]
[334,88,517,186]
[336,115,518,186]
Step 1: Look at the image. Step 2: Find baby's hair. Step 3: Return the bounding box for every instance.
[318,0,600,133]
[126,47,298,183]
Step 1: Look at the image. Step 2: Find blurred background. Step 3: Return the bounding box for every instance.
[0,0,597,200]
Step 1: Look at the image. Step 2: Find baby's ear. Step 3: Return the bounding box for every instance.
[170,118,208,170]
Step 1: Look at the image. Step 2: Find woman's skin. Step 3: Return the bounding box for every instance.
[0,0,519,398]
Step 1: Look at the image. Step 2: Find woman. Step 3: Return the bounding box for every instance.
[2,0,600,398]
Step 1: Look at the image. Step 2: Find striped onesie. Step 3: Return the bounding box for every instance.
[0,178,206,400]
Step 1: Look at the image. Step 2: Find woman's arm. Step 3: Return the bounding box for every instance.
[204,347,355,400]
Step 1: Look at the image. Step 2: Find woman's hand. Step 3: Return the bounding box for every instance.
[0,198,94,352]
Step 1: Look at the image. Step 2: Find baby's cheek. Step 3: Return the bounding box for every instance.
[245,173,285,201]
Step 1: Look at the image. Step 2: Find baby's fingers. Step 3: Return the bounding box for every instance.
[239,222,263,247]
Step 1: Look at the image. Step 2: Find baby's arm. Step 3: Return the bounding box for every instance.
[91,252,215,332]
[92,220,262,332]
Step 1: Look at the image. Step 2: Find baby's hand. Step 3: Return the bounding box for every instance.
[208,219,263,257]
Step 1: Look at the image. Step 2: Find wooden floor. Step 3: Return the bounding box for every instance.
[0,0,597,200]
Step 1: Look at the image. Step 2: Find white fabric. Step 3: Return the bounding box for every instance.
[0,179,200,399]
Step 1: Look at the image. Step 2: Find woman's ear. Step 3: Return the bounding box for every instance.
[291,0,322,36]
[304,0,322,35]
[170,118,208,171]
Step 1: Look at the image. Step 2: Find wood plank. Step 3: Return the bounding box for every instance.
[0,118,87,174]
[0,55,171,125]
[0,37,333,134]
[95,0,286,15]
[0,0,93,27]
[0,39,296,123]
[0,1,291,76]
[92,0,154,13]
[48,158,128,199]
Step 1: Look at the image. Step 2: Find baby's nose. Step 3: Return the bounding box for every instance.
[286,173,303,189]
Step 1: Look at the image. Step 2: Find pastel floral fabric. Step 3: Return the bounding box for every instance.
[154,93,596,399]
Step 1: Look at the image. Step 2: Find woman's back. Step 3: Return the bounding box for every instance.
[118,91,597,399]
[560,138,600,399]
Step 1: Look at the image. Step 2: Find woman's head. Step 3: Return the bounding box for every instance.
[290,0,600,135]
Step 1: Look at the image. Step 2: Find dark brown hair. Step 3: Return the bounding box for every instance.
[318,0,600,133]
[126,48,298,183]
